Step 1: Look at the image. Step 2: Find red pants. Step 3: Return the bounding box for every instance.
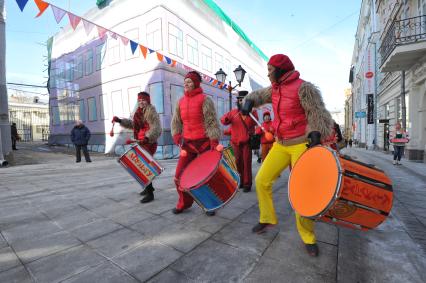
[231,142,252,189]
[261,143,273,161]
[174,139,209,210]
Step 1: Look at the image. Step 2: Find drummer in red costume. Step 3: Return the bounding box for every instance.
[112,91,162,203]
[220,91,258,192]
[171,71,221,216]
[242,54,333,257]
[255,111,275,162]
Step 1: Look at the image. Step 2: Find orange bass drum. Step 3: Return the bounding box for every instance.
[288,146,393,231]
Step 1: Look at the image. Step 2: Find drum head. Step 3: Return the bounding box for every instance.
[180,150,221,190]
[288,146,340,217]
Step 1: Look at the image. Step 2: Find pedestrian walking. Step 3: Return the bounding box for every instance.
[390,121,409,165]
[11,122,20,150]
[241,54,334,257]
[349,139,353,147]
[70,120,92,163]
[112,91,162,203]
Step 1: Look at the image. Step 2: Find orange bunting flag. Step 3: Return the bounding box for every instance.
[139,45,148,59]
[171,59,177,67]
[156,52,164,62]
[68,13,81,30]
[34,0,49,18]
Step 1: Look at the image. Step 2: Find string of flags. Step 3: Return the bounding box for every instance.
[15,0,229,90]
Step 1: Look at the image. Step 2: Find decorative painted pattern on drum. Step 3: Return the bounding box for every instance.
[188,158,239,211]
[118,145,163,188]
[223,146,237,172]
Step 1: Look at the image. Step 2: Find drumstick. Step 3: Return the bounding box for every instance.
[248,112,274,142]
[109,122,115,137]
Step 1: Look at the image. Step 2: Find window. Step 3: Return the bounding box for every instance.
[23,112,31,119]
[78,99,86,122]
[396,97,402,121]
[10,111,17,119]
[108,37,120,65]
[58,63,65,87]
[201,45,212,72]
[217,97,225,118]
[75,55,83,79]
[147,18,162,51]
[385,103,390,118]
[52,106,60,125]
[187,35,198,66]
[85,50,93,75]
[125,28,139,60]
[170,84,184,114]
[215,53,223,74]
[111,90,124,117]
[99,94,109,120]
[128,87,141,113]
[66,60,74,82]
[95,43,106,71]
[224,59,231,80]
[148,82,164,114]
[88,97,97,121]
[168,23,183,58]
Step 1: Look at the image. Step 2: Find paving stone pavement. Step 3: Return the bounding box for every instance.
[0,143,425,282]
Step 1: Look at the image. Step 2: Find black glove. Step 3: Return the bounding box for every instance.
[112,116,122,123]
[307,131,321,148]
[241,99,254,115]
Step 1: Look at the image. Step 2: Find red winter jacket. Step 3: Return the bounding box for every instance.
[255,121,275,144]
[179,87,208,140]
[221,109,258,144]
[272,71,307,140]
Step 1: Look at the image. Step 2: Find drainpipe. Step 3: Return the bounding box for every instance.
[401,70,406,129]
[0,0,11,166]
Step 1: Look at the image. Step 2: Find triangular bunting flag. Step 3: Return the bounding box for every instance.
[16,0,29,12]
[171,59,177,67]
[139,45,148,59]
[97,25,108,39]
[51,5,66,23]
[120,36,129,46]
[148,48,155,54]
[34,0,49,17]
[109,31,118,39]
[164,56,172,65]
[156,52,164,62]
[68,13,81,30]
[82,19,95,35]
[212,79,218,86]
[130,40,138,54]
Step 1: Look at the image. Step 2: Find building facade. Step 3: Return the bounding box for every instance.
[8,92,49,141]
[47,0,269,159]
[350,0,426,162]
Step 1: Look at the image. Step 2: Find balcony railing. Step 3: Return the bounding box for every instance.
[379,15,426,66]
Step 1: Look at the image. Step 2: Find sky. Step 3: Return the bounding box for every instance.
[5,0,360,111]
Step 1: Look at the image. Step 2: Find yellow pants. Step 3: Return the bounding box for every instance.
[255,142,316,244]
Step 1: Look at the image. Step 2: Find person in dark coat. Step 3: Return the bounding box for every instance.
[11,123,19,150]
[70,120,91,163]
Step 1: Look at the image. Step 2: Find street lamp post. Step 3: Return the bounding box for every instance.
[215,65,247,111]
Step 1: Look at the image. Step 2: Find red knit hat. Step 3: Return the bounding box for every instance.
[263,111,271,118]
[137,91,150,104]
[268,54,295,73]
[185,71,201,88]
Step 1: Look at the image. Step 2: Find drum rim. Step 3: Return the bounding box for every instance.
[287,146,343,218]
